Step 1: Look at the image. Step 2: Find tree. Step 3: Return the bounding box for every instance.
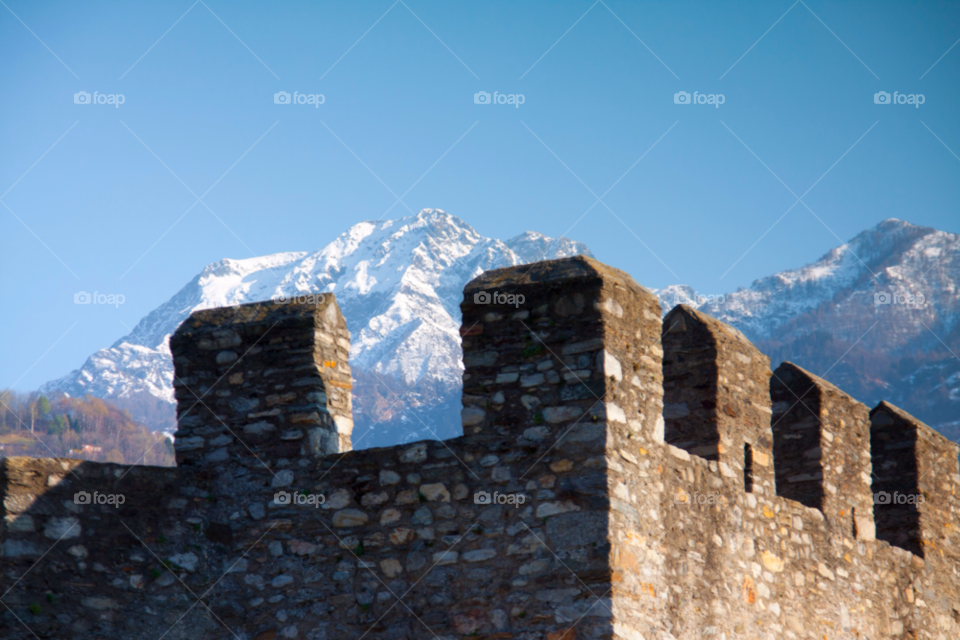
[47,414,67,436]
[0,391,174,466]
[0,390,11,432]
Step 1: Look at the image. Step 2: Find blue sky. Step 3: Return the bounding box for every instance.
[2,0,959,391]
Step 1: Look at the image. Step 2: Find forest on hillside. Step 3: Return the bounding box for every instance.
[0,391,174,467]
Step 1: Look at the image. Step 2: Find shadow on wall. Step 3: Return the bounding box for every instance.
[0,458,219,637]
[660,305,959,560]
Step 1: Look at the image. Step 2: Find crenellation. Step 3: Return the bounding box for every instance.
[662,304,775,497]
[169,296,354,469]
[2,256,959,639]
[771,361,875,540]
[870,400,960,560]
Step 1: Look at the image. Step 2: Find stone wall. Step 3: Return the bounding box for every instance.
[870,401,960,560]
[170,296,354,468]
[0,457,205,638]
[2,255,960,640]
[662,305,775,497]
[771,362,875,539]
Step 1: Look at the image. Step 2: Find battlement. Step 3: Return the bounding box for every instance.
[2,256,960,640]
[170,296,354,466]
[771,361,875,540]
[870,401,960,558]
[662,304,775,496]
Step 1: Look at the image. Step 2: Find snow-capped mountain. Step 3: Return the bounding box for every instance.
[656,219,955,343]
[42,209,592,447]
[43,215,960,448]
[652,219,960,438]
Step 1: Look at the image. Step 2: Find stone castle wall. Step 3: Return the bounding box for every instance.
[2,255,959,640]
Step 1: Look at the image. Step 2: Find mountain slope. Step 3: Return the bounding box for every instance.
[685,219,951,345]
[0,391,174,466]
[42,210,592,446]
[653,219,960,438]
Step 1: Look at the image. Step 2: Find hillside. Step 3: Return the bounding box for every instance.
[0,391,174,466]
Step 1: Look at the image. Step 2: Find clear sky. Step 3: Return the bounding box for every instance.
[2,0,959,391]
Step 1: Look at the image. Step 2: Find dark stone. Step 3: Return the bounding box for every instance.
[205,522,233,545]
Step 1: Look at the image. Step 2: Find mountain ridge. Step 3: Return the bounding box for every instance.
[653,217,960,440]
[42,209,593,445]
[42,212,960,448]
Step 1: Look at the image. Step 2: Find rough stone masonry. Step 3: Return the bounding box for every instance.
[2,255,959,639]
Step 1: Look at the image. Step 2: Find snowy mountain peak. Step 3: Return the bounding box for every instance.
[650,219,958,340]
[43,214,960,446]
[42,209,592,444]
